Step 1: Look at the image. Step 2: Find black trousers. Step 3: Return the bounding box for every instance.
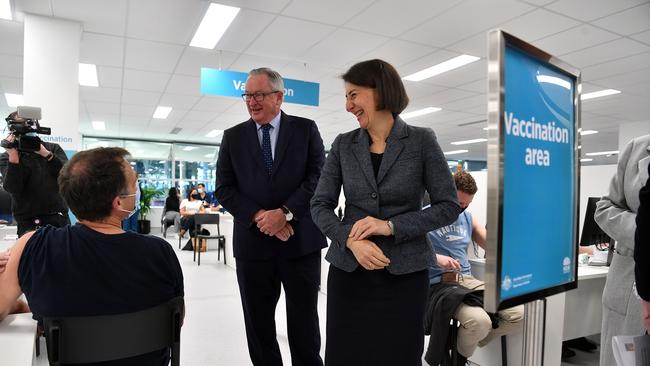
[17,212,70,237]
[236,251,323,366]
[325,266,429,366]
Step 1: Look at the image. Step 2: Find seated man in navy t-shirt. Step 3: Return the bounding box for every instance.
[0,147,184,365]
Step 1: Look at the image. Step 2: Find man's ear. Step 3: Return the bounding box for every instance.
[112,195,123,211]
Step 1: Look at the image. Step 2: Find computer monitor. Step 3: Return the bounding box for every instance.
[580,197,612,247]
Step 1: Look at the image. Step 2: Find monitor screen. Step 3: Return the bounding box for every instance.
[580,197,611,247]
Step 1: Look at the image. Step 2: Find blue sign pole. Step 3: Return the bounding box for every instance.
[200,68,320,107]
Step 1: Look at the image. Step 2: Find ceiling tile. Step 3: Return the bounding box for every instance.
[51,0,128,36]
[218,0,291,13]
[227,53,288,74]
[122,69,170,92]
[84,101,120,115]
[13,0,52,17]
[532,24,619,55]
[97,66,123,89]
[0,21,24,56]
[631,30,650,46]
[499,9,581,41]
[121,103,155,117]
[545,0,648,22]
[582,52,650,81]
[592,3,650,35]
[283,0,372,26]
[165,74,201,95]
[346,0,462,37]
[246,16,335,59]
[400,0,534,47]
[80,32,124,67]
[79,86,122,104]
[422,59,487,88]
[127,0,206,44]
[192,96,238,112]
[302,28,389,67]
[124,39,185,73]
[0,54,22,78]
[0,77,22,93]
[456,78,487,94]
[358,40,436,68]
[121,89,161,106]
[174,48,239,77]
[158,93,200,110]
[214,9,276,53]
[561,38,650,68]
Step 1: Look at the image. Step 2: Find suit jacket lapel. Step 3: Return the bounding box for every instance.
[376,117,408,185]
[271,111,293,177]
[351,129,378,191]
[246,120,266,172]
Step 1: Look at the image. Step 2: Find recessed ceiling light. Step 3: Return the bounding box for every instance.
[400,107,442,120]
[0,0,12,20]
[183,146,197,151]
[205,129,223,138]
[580,130,598,136]
[153,106,172,119]
[581,89,621,101]
[78,63,99,87]
[403,55,480,82]
[444,149,468,156]
[580,158,593,162]
[190,3,240,49]
[451,138,487,145]
[4,93,23,107]
[585,150,619,156]
[91,121,105,130]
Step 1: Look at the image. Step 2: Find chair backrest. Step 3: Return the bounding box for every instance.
[43,296,183,366]
[194,213,220,226]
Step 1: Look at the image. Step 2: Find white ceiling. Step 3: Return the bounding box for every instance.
[0,0,649,165]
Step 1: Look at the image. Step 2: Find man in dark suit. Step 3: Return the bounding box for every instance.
[215,67,326,366]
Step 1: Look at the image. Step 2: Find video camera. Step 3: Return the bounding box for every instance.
[1,106,51,153]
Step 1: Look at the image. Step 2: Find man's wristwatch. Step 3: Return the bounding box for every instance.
[281,206,293,221]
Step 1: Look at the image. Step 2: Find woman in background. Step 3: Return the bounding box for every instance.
[163,187,181,238]
[310,59,460,365]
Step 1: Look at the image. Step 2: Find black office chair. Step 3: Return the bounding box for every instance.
[43,297,183,366]
[193,213,226,266]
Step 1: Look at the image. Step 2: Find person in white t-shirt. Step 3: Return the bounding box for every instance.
[179,188,205,238]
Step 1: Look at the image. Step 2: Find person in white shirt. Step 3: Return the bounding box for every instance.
[179,188,205,238]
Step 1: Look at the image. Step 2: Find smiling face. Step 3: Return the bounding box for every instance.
[345,82,379,130]
[245,74,283,124]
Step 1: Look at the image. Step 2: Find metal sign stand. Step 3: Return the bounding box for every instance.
[522,299,547,366]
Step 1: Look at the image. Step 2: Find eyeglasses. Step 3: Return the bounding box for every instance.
[241,91,280,102]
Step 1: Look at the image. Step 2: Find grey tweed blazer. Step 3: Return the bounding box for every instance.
[310,117,460,275]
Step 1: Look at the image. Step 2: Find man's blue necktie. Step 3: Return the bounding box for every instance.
[261,124,273,175]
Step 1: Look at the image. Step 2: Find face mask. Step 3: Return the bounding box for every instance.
[119,187,140,219]
[197,188,204,194]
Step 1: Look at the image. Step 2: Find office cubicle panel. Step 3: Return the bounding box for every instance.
[484,30,581,312]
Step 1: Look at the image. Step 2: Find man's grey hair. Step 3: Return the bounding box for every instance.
[248,67,284,92]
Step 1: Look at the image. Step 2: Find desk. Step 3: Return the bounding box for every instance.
[468,258,608,366]
[0,313,36,365]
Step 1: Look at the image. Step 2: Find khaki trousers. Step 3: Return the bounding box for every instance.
[454,274,524,357]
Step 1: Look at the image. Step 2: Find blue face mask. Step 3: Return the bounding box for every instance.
[119,186,140,219]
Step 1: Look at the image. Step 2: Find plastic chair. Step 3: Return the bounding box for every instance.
[193,213,226,266]
[43,297,183,366]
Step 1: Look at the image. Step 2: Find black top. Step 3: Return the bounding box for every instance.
[635,164,650,301]
[165,196,180,212]
[18,224,184,365]
[0,141,68,221]
[370,152,383,178]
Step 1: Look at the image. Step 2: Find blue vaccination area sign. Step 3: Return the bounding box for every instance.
[200,68,320,107]
[484,30,580,312]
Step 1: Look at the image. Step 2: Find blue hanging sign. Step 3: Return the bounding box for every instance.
[200,68,320,107]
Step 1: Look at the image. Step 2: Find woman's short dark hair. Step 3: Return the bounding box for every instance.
[58,147,131,221]
[168,187,177,197]
[341,59,409,114]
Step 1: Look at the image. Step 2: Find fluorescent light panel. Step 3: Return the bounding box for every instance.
[400,107,441,120]
[580,158,593,162]
[91,121,105,130]
[78,63,99,87]
[403,55,480,82]
[580,130,598,136]
[451,138,487,145]
[183,146,197,151]
[585,150,619,156]
[0,0,11,20]
[4,93,23,107]
[444,149,468,156]
[581,89,620,100]
[190,3,240,49]
[153,106,172,119]
[206,129,223,138]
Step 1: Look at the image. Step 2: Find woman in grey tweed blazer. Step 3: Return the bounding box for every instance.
[310,59,460,366]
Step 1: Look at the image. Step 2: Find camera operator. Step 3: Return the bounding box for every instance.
[0,111,69,237]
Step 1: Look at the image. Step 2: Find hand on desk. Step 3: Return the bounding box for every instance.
[346,238,390,270]
[0,248,10,273]
[642,300,650,333]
